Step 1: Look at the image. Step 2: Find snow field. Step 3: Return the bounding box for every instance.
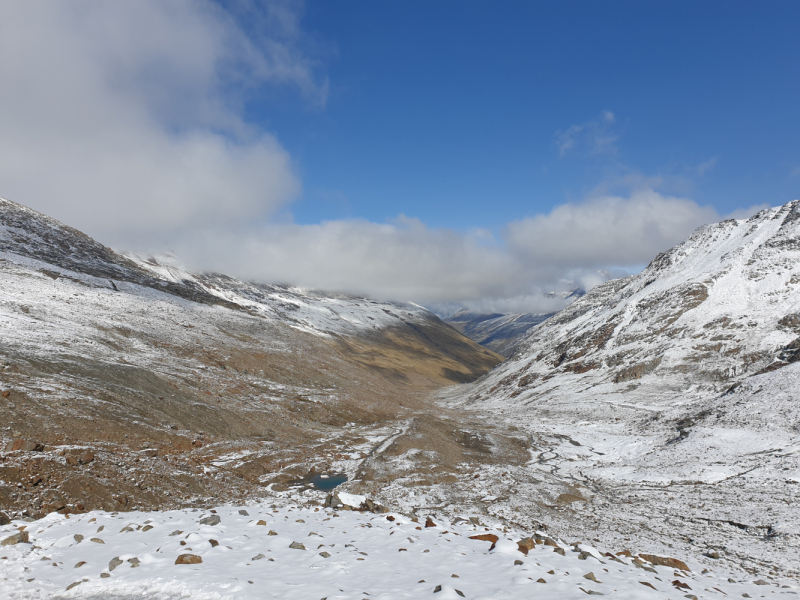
[1,505,791,599]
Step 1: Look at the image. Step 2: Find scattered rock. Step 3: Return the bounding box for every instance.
[468,533,499,551]
[175,554,202,564]
[639,554,690,572]
[257,520,267,526]
[0,512,10,526]
[79,450,94,464]
[639,582,657,590]
[5,439,44,452]
[553,547,565,556]
[74,561,86,568]
[289,541,306,550]
[65,456,78,466]
[252,553,265,560]
[209,539,219,547]
[239,509,249,516]
[705,550,720,559]
[1,531,29,546]
[672,579,692,590]
[142,525,153,532]
[319,551,331,558]
[583,572,601,583]
[1,390,9,398]
[108,557,123,571]
[514,559,523,565]
[517,537,535,555]
[90,538,104,544]
[100,573,110,578]
[754,580,770,586]
[169,530,183,536]
[127,557,140,567]
[268,530,278,536]
[425,518,437,528]
[66,581,82,590]
[199,515,221,526]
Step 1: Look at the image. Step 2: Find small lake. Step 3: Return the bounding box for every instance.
[289,472,348,491]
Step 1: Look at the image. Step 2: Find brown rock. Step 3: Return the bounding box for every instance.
[175,554,202,564]
[256,520,267,526]
[672,579,692,590]
[639,581,657,590]
[65,456,78,466]
[583,572,600,583]
[66,581,82,590]
[109,557,123,571]
[209,539,219,547]
[639,553,690,572]
[5,439,44,452]
[553,547,565,556]
[616,550,633,557]
[425,518,437,528]
[0,511,10,526]
[517,537,536,555]
[1,391,9,398]
[536,578,546,583]
[79,451,94,464]
[74,561,86,568]
[543,538,560,548]
[289,541,306,550]
[1,531,29,545]
[469,533,499,550]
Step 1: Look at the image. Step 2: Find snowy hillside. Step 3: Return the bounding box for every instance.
[474,201,800,409]
[429,201,800,580]
[1,502,783,600]
[446,310,554,357]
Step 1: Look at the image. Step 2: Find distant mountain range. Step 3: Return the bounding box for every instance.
[444,290,585,357]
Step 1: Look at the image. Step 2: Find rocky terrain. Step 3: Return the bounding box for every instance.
[0,197,505,520]
[3,197,800,596]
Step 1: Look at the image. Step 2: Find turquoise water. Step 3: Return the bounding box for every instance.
[310,473,347,490]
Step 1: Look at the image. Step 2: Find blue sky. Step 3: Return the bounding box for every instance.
[1,1,798,311]
[244,1,800,229]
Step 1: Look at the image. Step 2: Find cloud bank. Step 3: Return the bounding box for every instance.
[0,1,325,244]
[0,3,770,315]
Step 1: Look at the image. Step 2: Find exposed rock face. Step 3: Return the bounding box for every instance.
[474,201,800,409]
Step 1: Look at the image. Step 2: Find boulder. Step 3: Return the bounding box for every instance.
[0,511,10,526]
[1,530,29,546]
[175,554,202,565]
[5,439,44,452]
[517,537,536,555]
[289,541,306,550]
[639,554,690,572]
[468,533,499,550]
[199,515,221,526]
[108,557,123,571]
[79,450,94,464]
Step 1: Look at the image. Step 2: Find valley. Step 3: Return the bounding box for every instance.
[2,198,800,596]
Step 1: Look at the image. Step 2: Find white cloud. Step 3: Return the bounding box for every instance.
[0,1,325,246]
[504,189,720,268]
[163,189,753,314]
[556,111,619,157]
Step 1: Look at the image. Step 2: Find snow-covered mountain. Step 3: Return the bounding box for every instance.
[474,201,800,408]
[0,197,501,517]
[445,310,553,357]
[435,201,800,578]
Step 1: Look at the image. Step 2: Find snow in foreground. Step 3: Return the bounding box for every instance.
[1,505,792,599]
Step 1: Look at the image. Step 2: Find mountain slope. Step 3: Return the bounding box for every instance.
[0,197,502,517]
[446,310,554,357]
[474,201,800,409]
[431,201,800,577]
